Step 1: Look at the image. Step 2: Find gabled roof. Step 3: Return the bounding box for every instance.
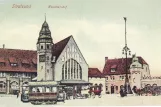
[52,35,72,61]
[88,68,105,78]
[103,56,148,75]
[137,56,148,65]
[0,48,37,72]
[103,58,132,75]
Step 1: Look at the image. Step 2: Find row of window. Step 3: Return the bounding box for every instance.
[106,75,131,81]
[39,44,51,50]
[105,85,124,91]
[62,59,82,80]
[0,62,36,67]
[0,72,34,78]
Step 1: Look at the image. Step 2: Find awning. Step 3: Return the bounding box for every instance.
[60,80,91,85]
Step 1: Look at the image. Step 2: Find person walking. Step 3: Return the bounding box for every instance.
[120,88,124,97]
[17,90,19,98]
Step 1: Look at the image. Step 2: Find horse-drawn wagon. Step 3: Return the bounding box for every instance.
[88,84,102,98]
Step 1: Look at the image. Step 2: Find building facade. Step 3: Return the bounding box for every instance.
[103,54,151,94]
[0,49,37,94]
[36,20,89,89]
[88,68,106,94]
[0,19,90,94]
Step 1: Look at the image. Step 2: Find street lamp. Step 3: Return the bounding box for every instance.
[122,17,132,94]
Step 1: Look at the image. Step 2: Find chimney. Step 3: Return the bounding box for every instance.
[3,44,5,49]
[105,57,108,63]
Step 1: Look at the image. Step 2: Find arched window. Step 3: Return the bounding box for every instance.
[80,66,82,79]
[65,61,67,79]
[62,58,82,80]
[0,81,6,88]
[68,59,70,79]
[62,64,64,80]
[71,59,73,79]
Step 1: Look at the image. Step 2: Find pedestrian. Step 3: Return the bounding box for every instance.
[63,90,66,102]
[120,88,124,97]
[17,90,19,98]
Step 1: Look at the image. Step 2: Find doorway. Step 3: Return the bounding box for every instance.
[111,86,114,94]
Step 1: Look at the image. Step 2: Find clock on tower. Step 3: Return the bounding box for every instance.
[39,55,45,62]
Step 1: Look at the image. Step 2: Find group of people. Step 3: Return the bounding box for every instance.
[119,85,140,97]
[120,85,160,97]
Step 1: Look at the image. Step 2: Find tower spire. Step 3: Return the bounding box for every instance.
[45,13,46,21]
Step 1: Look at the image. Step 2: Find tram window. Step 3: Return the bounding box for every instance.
[52,87,57,93]
[32,88,36,92]
[46,87,50,92]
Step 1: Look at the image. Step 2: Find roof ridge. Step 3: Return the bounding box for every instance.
[52,35,72,61]
[0,48,36,52]
[55,35,72,45]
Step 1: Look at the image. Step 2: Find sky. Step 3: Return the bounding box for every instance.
[0,0,161,76]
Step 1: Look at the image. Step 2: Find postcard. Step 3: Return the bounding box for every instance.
[0,0,161,106]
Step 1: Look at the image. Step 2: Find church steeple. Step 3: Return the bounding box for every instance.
[37,14,53,44]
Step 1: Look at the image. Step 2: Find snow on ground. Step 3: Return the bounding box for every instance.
[1,94,161,107]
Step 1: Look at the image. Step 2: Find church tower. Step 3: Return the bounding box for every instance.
[37,15,53,81]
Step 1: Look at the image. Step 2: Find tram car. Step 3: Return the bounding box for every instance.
[88,84,102,98]
[27,81,65,105]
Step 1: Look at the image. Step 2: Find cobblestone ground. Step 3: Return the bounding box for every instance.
[1,94,161,107]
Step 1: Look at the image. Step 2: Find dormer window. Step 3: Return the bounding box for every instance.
[22,59,30,68]
[111,68,116,72]
[0,58,5,66]
[11,63,18,67]
[111,65,117,72]
[0,62,5,66]
[9,58,18,67]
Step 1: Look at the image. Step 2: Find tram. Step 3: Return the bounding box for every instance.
[27,81,65,105]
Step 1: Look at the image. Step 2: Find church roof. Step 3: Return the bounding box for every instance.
[0,48,37,72]
[88,68,105,78]
[52,35,72,61]
[102,57,148,75]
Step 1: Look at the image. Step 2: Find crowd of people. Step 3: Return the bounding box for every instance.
[120,85,161,97]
